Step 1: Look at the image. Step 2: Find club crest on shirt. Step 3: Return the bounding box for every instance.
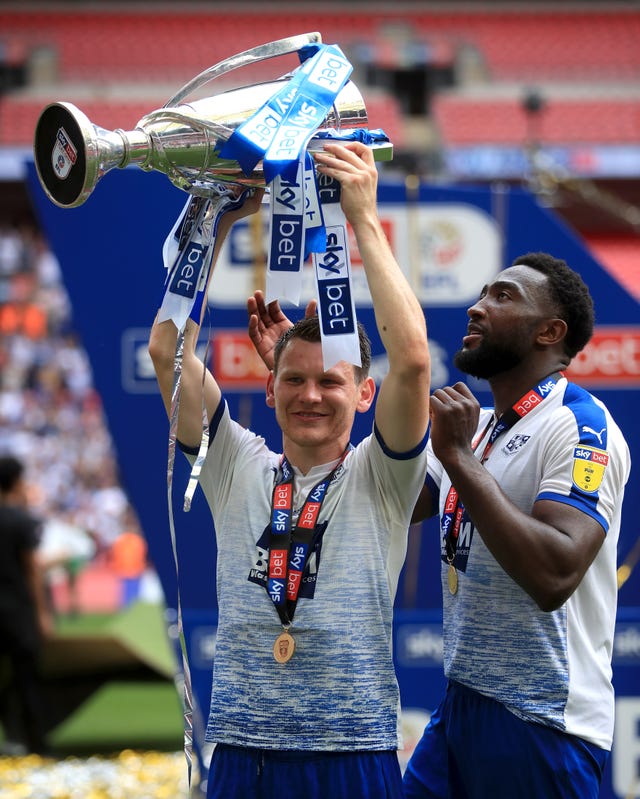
[572,446,609,493]
[502,433,531,455]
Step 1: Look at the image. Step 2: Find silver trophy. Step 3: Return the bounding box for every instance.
[33,32,393,209]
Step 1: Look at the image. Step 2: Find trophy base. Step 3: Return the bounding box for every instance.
[34,102,114,209]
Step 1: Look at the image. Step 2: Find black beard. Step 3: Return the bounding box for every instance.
[453,341,523,379]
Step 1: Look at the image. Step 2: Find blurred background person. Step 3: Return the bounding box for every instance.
[0,453,53,755]
[38,501,98,617]
[109,510,148,607]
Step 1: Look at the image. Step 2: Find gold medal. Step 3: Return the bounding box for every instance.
[273,630,295,663]
[448,564,458,595]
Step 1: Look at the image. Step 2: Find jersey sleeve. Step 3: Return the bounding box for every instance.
[536,390,630,534]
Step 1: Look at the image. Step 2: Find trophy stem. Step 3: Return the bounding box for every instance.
[117,127,153,170]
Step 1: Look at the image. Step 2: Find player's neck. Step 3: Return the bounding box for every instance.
[283,439,349,476]
[489,363,562,418]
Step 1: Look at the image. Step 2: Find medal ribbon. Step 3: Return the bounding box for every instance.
[267,448,349,626]
[442,372,563,565]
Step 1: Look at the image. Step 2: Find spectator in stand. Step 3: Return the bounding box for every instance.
[0,223,157,627]
[110,513,148,607]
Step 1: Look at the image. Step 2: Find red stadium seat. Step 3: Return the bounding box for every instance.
[432,96,640,146]
[586,236,640,301]
[1,6,639,150]
[2,7,636,85]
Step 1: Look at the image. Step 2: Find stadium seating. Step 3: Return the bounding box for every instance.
[1,5,639,149]
[585,236,640,301]
[0,2,638,299]
[431,96,640,146]
[2,7,639,85]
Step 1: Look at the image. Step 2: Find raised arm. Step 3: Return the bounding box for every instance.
[313,142,430,452]
[149,191,263,448]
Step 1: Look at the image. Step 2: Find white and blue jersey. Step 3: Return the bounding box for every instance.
[425,376,630,750]
[185,398,428,751]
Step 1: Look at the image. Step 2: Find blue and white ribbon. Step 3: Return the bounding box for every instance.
[266,155,306,306]
[308,126,391,148]
[312,173,361,370]
[159,187,249,332]
[302,151,327,257]
[219,43,352,183]
[159,187,254,787]
[266,151,326,306]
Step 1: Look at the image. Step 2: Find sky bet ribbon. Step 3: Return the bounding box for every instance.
[313,172,361,370]
[158,185,253,517]
[157,190,254,790]
[266,151,325,306]
[157,186,253,787]
[218,42,353,183]
[158,187,249,331]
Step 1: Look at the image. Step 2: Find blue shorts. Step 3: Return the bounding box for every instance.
[403,681,608,799]
[206,744,403,799]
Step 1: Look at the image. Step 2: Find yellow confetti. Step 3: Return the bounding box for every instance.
[0,750,190,799]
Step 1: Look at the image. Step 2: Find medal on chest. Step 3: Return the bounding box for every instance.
[447,563,458,595]
[441,372,562,599]
[266,448,350,663]
[273,629,296,663]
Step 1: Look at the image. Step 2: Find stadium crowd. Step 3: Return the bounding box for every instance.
[0,218,141,608]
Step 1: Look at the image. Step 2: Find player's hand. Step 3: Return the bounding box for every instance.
[429,382,482,463]
[247,290,316,371]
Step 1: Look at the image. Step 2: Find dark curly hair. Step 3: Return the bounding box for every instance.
[512,252,594,359]
[273,315,372,383]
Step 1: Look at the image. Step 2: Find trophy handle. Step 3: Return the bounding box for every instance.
[165,32,323,107]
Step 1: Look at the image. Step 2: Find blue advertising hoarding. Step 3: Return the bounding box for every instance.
[27,161,640,797]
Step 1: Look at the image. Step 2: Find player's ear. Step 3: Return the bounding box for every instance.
[266,370,276,408]
[356,376,376,413]
[537,317,567,348]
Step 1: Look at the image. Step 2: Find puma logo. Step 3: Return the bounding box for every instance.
[582,426,605,445]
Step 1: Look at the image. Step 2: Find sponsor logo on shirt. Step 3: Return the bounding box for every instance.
[514,390,541,416]
[248,521,326,598]
[572,446,609,492]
